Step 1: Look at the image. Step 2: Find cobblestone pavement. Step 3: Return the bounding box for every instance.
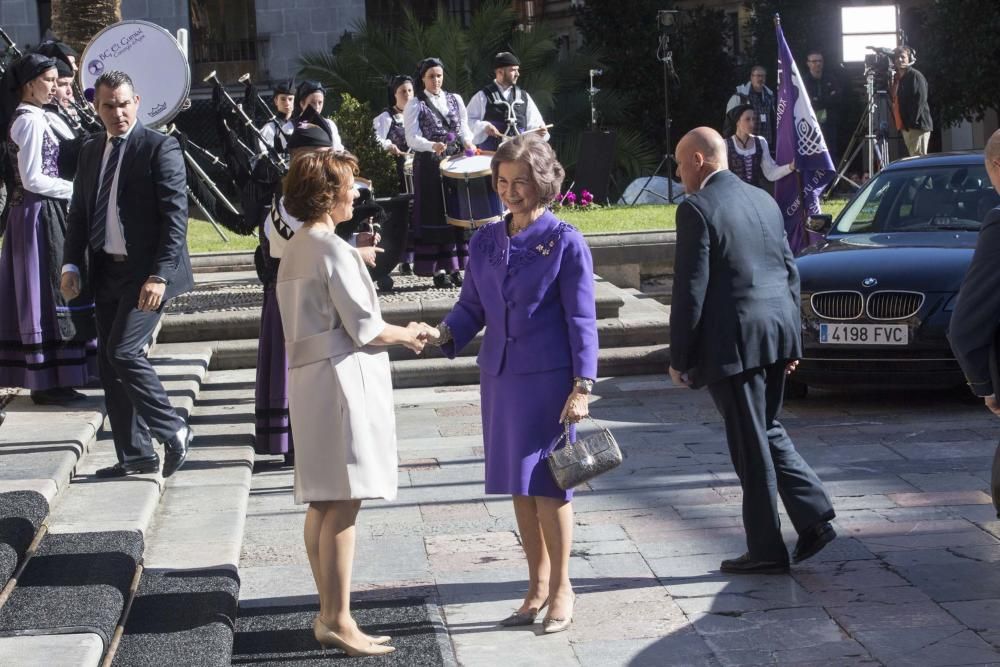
[239,376,1000,666]
[167,273,459,314]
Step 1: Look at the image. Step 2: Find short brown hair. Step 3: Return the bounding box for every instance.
[282,151,358,223]
[491,134,565,206]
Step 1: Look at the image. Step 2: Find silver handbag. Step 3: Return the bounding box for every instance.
[546,417,622,490]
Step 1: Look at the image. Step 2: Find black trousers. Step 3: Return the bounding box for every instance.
[94,256,184,463]
[707,362,835,562]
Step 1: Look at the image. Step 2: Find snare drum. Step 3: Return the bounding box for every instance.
[439,154,503,229]
[403,153,415,194]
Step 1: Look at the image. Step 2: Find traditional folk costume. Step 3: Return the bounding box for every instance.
[466,52,549,152]
[724,103,793,192]
[403,58,474,286]
[252,112,334,461]
[258,78,295,156]
[0,55,97,401]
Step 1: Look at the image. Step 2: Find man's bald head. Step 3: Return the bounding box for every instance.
[677,127,728,194]
[986,129,1000,193]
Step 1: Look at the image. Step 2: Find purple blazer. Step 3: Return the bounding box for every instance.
[443,210,598,378]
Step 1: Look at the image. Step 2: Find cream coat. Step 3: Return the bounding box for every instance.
[276,226,398,503]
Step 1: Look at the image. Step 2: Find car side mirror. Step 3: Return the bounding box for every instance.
[806,214,833,235]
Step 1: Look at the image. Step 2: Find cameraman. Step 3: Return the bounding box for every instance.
[890,45,932,156]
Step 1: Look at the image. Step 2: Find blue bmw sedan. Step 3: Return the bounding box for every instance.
[794,152,999,392]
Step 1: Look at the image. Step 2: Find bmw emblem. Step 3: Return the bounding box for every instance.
[862,277,878,288]
[87,59,104,76]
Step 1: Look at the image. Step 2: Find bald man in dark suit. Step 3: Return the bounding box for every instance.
[669,127,835,574]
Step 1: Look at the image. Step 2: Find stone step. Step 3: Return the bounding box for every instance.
[0,346,212,666]
[389,344,670,388]
[157,277,628,344]
[190,251,255,274]
[111,368,255,666]
[186,229,676,289]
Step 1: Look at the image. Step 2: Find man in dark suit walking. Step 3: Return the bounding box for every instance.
[669,127,835,574]
[949,129,1000,416]
[60,70,193,478]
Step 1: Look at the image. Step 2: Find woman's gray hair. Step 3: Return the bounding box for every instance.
[491,134,565,206]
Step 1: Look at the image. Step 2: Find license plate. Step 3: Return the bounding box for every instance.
[819,323,908,345]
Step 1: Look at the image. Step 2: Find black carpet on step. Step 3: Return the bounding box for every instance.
[0,490,48,585]
[112,568,240,667]
[0,530,142,647]
[231,595,445,666]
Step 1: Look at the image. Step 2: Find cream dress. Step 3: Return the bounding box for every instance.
[275,226,398,503]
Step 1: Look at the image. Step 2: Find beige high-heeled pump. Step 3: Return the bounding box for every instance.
[313,616,395,656]
[313,615,390,645]
[542,594,575,634]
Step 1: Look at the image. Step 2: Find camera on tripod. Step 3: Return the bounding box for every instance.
[864,46,895,74]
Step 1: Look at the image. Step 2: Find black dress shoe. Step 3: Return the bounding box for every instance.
[793,521,837,563]
[449,271,463,287]
[162,427,193,478]
[30,387,88,405]
[720,553,790,574]
[432,272,449,288]
[95,457,160,478]
[399,262,413,276]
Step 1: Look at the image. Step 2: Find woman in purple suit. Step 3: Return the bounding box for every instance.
[431,134,598,634]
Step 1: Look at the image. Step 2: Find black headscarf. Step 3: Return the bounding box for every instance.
[286,105,333,151]
[386,75,413,109]
[413,58,445,97]
[296,80,324,101]
[35,40,77,70]
[724,103,755,139]
[0,54,57,138]
[54,59,73,79]
[10,53,57,90]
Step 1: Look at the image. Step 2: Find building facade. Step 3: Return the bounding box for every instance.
[0,0,365,86]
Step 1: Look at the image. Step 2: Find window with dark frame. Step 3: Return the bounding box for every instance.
[189,0,258,64]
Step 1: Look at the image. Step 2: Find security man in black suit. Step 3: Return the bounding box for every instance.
[61,70,193,478]
[949,130,1000,415]
[669,127,835,574]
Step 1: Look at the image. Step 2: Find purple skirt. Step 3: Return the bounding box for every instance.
[254,287,293,455]
[480,366,575,501]
[0,192,97,389]
[411,151,469,276]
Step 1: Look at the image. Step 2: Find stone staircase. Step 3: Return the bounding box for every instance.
[0,345,254,666]
[162,257,671,387]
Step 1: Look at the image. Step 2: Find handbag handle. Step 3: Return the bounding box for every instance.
[550,415,606,456]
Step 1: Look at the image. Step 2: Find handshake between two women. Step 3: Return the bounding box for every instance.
[396,321,441,355]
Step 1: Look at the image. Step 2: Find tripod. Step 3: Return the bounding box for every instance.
[631,26,682,205]
[827,67,891,195]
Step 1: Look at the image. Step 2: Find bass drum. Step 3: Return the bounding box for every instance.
[79,20,190,129]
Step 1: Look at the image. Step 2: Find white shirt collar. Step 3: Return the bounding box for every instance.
[700,168,725,191]
[494,80,513,92]
[107,121,137,145]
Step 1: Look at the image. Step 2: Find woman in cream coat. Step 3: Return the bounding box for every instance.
[276,150,431,657]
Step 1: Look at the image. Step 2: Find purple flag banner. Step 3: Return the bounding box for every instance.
[774,17,835,254]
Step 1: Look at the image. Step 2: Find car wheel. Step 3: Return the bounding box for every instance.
[785,379,808,399]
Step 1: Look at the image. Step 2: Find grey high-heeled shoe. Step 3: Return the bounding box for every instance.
[498,599,548,627]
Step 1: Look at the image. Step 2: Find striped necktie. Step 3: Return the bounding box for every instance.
[90,136,125,251]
